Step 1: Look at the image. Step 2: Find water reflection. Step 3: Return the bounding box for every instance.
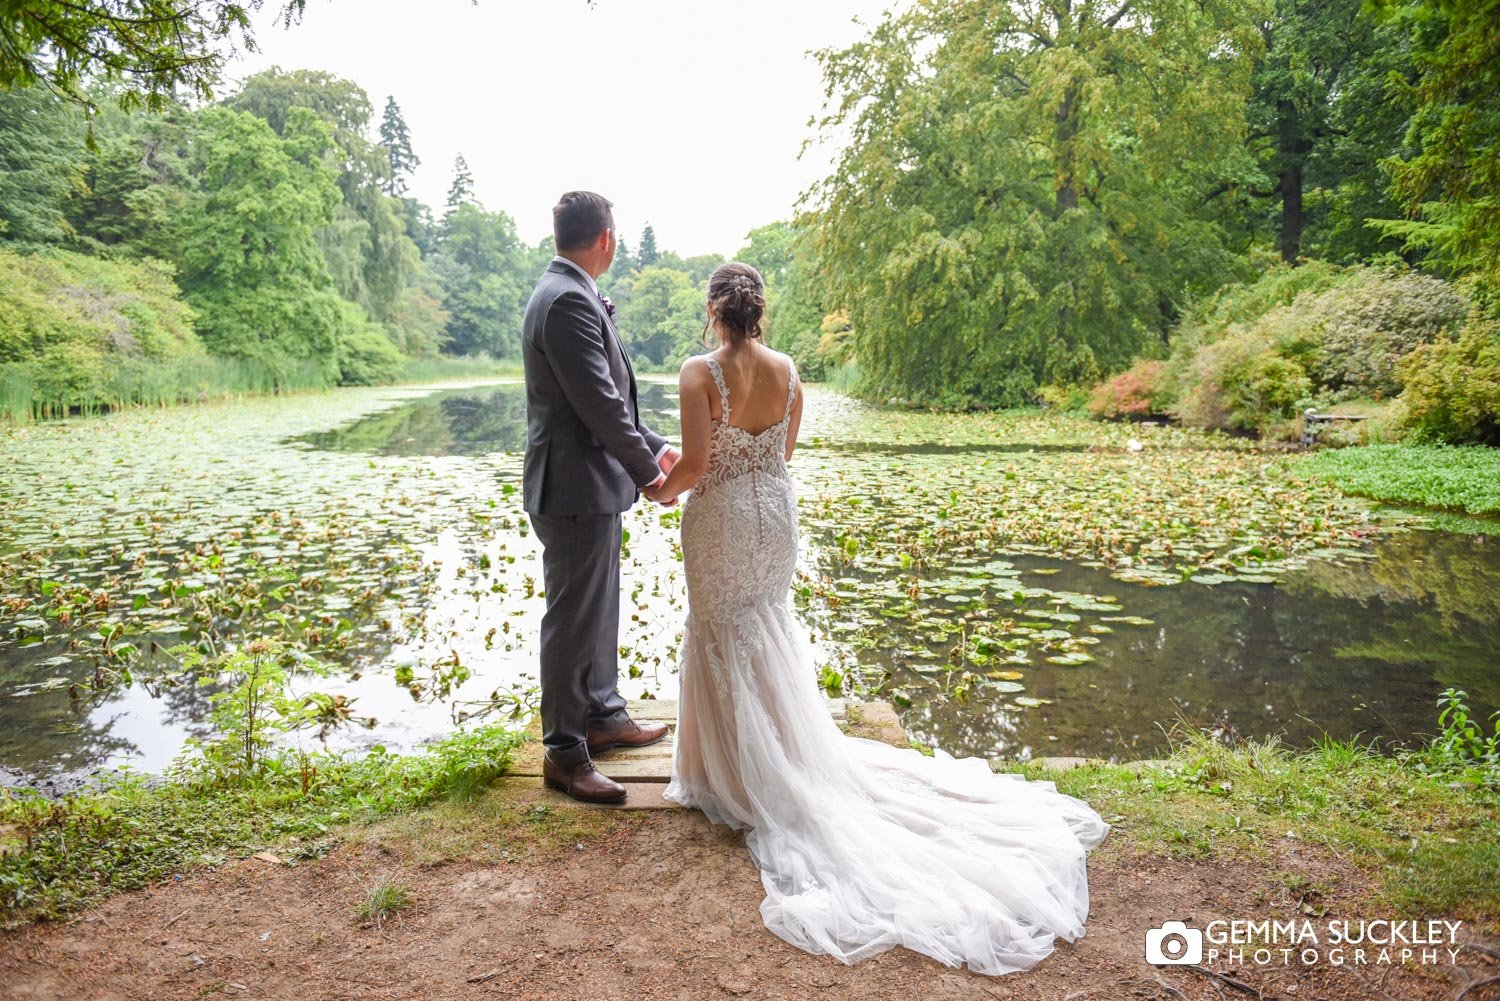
[872,532,1499,762]
[291,381,681,456]
[0,378,1495,784]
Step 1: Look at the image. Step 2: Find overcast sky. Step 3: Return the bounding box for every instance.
[227,0,900,258]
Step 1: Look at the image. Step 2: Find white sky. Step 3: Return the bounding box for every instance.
[226,0,900,258]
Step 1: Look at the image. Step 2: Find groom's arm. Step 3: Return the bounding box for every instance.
[641,424,669,461]
[542,291,663,489]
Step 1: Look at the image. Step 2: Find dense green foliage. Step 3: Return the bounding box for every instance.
[734,221,832,379]
[1395,317,1500,446]
[0,1,307,125]
[0,68,538,418]
[1371,0,1500,306]
[805,0,1267,407]
[429,203,529,358]
[0,246,196,363]
[5,0,1494,441]
[177,106,347,380]
[1161,263,1472,436]
[1240,0,1407,264]
[800,0,1500,424]
[1108,261,1500,444]
[0,59,818,415]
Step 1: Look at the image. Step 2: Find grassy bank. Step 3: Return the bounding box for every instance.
[0,725,524,926]
[3,688,1495,930]
[1014,699,1500,919]
[1291,443,1500,516]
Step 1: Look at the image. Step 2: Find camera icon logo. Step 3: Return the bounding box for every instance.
[1145,921,1204,965]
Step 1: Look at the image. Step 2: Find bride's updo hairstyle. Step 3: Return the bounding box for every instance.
[703,262,766,347]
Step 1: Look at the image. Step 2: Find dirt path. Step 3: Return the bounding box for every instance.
[2,775,1494,1001]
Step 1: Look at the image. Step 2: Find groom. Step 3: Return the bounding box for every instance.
[521,191,677,804]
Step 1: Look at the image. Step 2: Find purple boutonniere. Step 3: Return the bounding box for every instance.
[597,292,616,318]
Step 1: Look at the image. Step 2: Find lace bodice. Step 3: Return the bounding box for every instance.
[680,354,800,631]
[694,355,798,495]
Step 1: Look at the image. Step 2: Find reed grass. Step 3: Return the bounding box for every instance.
[0,353,519,423]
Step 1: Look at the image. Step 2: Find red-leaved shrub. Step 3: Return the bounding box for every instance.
[1087,360,1168,419]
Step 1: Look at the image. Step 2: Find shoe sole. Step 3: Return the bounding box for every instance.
[586,729,669,756]
[543,775,627,804]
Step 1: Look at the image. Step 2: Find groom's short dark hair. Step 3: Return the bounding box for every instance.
[554,191,614,252]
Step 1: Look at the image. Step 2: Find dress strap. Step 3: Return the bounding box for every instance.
[705,356,730,420]
[782,360,798,422]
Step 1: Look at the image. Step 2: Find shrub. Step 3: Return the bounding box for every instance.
[1396,313,1500,445]
[0,247,200,363]
[30,340,108,415]
[1297,268,1468,399]
[1172,328,1312,436]
[1087,359,1169,418]
[1158,263,1468,438]
[334,302,406,386]
[1169,259,1346,359]
[1039,382,1093,412]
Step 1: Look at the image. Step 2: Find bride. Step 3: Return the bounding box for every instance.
[643,262,1111,977]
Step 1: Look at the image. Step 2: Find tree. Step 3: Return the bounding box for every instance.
[430,203,527,357]
[1371,0,1500,304]
[804,0,1266,406]
[736,222,797,288]
[609,235,635,277]
[637,223,658,268]
[64,96,197,260]
[177,105,349,381]
[398,195,437,256]
[446,153,475,211]
[1242,0,1388,263]
[225,68,417,323]
[377,95,418,197]
[224,66,371,147]
[0,84,83,242]
[615,266,695,364]
[0,1,308,130]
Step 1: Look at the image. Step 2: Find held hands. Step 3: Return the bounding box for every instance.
[644,446,682,506]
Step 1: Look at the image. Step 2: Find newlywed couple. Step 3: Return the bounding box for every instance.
[520,190,1111,976]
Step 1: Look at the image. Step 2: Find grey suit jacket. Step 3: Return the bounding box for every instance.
[521,259,668,515]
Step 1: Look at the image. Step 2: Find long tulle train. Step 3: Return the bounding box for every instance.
[663,599,1110,976]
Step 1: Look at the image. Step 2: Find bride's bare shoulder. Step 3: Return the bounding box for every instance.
[767,348,798,380]
[679,353,713,387]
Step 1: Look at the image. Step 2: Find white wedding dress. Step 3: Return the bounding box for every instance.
[662,356,1111,976]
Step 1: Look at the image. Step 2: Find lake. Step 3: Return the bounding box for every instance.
[2,378,1496,786]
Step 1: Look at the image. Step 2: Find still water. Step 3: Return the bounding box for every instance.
[1,379,1495,784]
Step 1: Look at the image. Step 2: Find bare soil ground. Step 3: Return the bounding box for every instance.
[2,773,1495,1001]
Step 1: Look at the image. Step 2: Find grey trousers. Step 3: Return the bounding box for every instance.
[528,511,631,767]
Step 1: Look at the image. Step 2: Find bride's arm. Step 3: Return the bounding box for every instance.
[647,357,712,501]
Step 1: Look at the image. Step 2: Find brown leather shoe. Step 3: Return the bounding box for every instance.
[586,716,669,755]
[542,753,626,804]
